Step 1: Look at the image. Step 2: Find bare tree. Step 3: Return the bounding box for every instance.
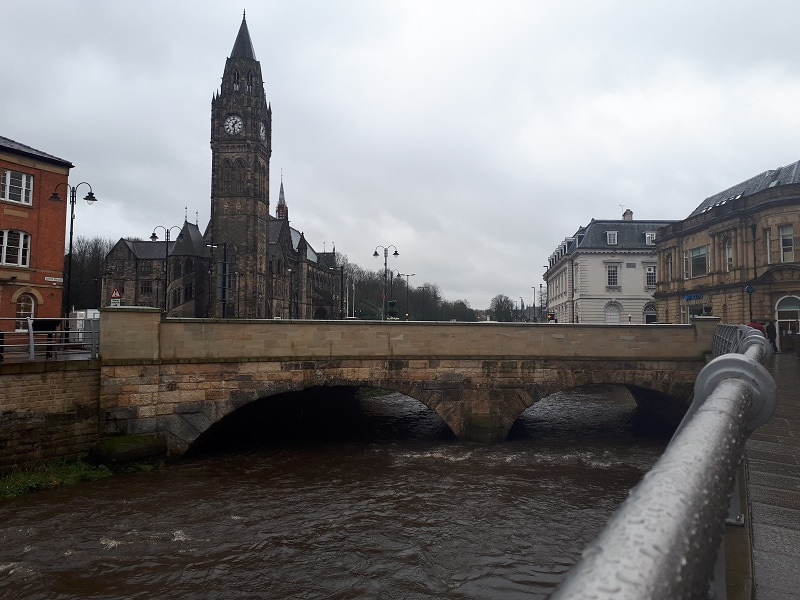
[64,236,116,312]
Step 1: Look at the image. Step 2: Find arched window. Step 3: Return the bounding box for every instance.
[1,230,31,266]
[232,69,240,91]
[605,302,621,324]
[173,260,182,279]
[643,301,657,324]
[246,72,253,93]
[15,293,35,330]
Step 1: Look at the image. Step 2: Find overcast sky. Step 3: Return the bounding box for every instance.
[3,1,800,309]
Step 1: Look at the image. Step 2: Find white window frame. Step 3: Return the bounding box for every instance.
[15,293,35,331]
[780,224,794,263]
[725,239,733,272]
[0,230,31,267]
[606,231,618,245]
[645,265,656,287]
[1,170,33,205]
[645,232,656,246]
[689,246,707,278]
[607,264,619,287]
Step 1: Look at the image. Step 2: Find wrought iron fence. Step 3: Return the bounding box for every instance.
[550,324,776,599]
[0,317,99,362]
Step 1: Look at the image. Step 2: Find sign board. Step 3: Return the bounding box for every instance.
[111,287,121,299]
[45,276,63,283]
[111,298,121,307]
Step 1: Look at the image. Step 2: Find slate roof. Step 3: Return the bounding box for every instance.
[122,239,171,261]
[577,219,675,250]
[0,135,73,168]
[230,13,256,60]
[689,159,800,217]
[171,221,209,257]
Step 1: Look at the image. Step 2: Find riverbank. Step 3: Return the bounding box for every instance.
[0,457,164,499]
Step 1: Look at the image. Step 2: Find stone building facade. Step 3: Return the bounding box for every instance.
[101,14,342,320]
[0,136,72,329]
[544,209,675,324]
[654,160,800,351]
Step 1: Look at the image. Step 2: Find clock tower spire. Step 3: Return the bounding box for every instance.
[209,13,272,318]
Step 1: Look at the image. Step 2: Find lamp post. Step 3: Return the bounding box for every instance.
[205,242,229,317]
[373,244,398,320]
[49,182,98,316]
[150,225,181,313]
[539,283,543,322]
[398,272,415,320]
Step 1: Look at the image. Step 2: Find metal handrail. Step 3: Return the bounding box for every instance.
[0,317,99,362]
[550,324,776,599]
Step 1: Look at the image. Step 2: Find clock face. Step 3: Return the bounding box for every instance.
[260,122,267,141]
[224,115,243,135]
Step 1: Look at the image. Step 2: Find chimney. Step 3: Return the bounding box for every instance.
[623,208,633,221]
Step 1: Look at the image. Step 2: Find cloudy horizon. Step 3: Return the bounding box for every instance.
[3,0,800,309]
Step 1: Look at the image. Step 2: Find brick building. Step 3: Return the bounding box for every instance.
[101,14,342,320]
[655,160,800,350]
[0,136,72,330]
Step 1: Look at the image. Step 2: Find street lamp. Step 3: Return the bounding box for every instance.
[373,244,398,320]
[150,225,181,313]
[49,182,98,315]
[398,272,415,320]
[206,242,229,317]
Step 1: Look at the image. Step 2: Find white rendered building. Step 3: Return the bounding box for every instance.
[544,210,675,324]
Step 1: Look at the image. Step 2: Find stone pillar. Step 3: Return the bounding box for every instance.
[100,306,162,362]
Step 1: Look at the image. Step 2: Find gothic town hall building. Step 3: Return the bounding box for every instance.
[102,15,343,320]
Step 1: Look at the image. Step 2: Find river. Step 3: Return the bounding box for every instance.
[0,385,670,599]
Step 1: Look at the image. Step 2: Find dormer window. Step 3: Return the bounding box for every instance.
[607,231,618,245]
[645,232,656,245]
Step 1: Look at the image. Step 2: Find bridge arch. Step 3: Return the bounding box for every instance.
[98,310,716,455]
[131,358,696,456]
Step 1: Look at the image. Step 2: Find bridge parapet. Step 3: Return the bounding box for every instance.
[99,309,719,451]
[101,308,718,363]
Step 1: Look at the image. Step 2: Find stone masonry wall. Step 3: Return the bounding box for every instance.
[0,360,101,472]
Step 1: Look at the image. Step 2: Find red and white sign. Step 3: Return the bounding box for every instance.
[111,288,121,299]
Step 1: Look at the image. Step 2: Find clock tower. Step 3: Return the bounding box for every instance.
[209,12,272,318]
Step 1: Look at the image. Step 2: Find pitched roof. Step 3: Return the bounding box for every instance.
[689,159,800,217]
[230,13,256,60]
[0,135,73,168]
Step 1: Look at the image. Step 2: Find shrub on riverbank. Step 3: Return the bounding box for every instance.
[0,459,112,499]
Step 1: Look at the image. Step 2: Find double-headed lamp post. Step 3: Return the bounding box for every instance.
[150,225,181,313]
[49,182,98,315]
[373,244,398,321]
[398,272,415,320]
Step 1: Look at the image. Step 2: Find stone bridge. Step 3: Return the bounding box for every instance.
[99,308,718,454]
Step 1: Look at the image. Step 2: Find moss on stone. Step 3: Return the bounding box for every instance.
[88,434,168,466]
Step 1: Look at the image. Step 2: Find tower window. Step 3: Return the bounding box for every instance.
[232,69,240,91]
[247,72,254,93]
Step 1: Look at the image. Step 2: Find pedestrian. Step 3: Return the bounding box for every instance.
[766,320,778,352]
[747,318,766,336]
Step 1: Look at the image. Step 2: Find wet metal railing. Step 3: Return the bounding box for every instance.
[0,317,99,362]
[550,324,776,600]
